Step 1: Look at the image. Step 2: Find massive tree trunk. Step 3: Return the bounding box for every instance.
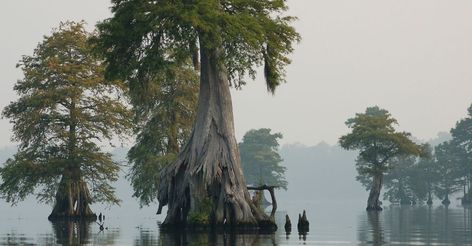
[366,174,383,211]
[48,175,96,221]
[157,46,275,230]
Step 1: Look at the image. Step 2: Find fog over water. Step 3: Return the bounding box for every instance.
[2,1,472,147]
[1,1,472,245]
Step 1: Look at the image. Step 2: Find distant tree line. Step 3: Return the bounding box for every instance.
[381,105,472,206]
[339,106,426,211]
[342,105,472,209]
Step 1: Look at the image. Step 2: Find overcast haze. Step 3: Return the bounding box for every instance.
[1,0,471,148]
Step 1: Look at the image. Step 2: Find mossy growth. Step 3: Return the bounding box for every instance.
[188,197,213,225]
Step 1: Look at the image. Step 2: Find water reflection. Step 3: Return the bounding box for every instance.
[0,232,34,245]
[134,228,159,246]
[358,206,472,245]
[45,220,120,245]
[50,220,91,245]
[157,231,278,246]
[2,205,472,245]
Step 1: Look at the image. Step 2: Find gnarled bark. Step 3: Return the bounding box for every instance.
[366,174,383,211]
[157,46,275,231]
[48,176,96,221]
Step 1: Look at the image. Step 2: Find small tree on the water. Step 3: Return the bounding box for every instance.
[95,0,300,229]
[339,106,425,211]
[0,22,132,220]
[239,128,287,190]
[127,64,199,207]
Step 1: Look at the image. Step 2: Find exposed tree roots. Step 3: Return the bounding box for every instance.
[157,47,276,231]
[48,176,96,221]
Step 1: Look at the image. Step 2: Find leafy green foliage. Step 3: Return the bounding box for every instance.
[415,152,437,202]
[126,64,198,207]
[94,0,300,93]
[433,141,464,200]
[187,197,213,225]
[382,154,433,204]
[450,104,472,202]
[239,128,287,189]
[340,106,426,178]
[121,28,199,209]
[0,22,132,205]
[382,155,417,204]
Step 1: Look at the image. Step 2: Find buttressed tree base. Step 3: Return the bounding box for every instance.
[96,0,300,230]
[0,22,132,221]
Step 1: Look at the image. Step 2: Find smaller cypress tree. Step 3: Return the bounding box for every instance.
[0,22,133,220]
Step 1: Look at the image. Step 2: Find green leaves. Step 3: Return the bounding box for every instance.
[340,106,424,176]
[0,22,132,206]
[239,128,287,190]
[95,0,300,93]
[127,63,198,207]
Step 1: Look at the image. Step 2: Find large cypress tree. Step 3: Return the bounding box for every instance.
[0,22,133,220]
[95,0,299,229]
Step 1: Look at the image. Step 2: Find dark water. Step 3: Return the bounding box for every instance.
[1,200,472,245]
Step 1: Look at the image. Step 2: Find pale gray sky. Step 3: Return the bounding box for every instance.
[1,0,471,148]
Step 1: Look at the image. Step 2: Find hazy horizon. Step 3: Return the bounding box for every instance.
[1,0,472,148]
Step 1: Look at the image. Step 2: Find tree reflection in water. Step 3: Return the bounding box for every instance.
[51,220,91,245]
[157,230,277,246]
[358,206,472,245]
[50,220,120,245]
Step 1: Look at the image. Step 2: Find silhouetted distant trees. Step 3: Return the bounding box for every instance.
[355,104,472,206]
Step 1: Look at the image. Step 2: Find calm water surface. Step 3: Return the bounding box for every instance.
[1,201,471,245]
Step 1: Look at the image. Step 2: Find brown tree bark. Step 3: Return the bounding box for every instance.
[48,176,96,221]
[157,46,275,230]
[366,174,383,211]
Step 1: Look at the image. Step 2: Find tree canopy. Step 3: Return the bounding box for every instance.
[94,0,300,93]
[127,63,199,207]
[450,104,472,203]
[340,106,426,176]
[0,22,132,217]
[94,0,300,228]
[239,128,287,189]
[339,106,425,210]
[433,141,464,204]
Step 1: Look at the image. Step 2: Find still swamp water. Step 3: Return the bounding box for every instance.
[1,198,472,245]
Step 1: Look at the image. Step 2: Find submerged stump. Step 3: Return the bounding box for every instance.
[297,210,309,233]
[284,214,292,233]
